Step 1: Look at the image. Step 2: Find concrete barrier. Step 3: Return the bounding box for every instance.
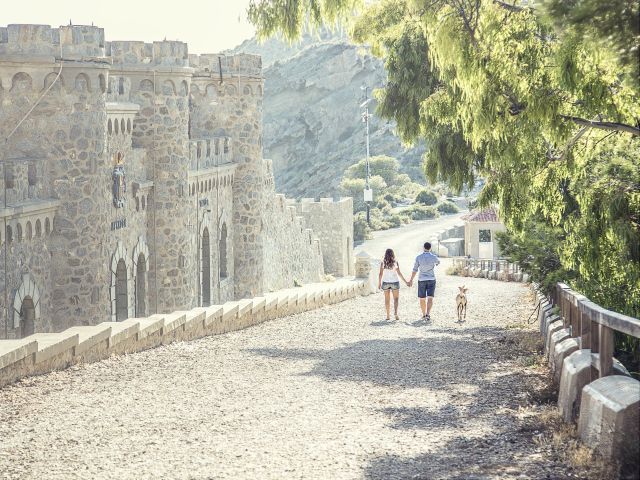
[0,278,369,389]
[578,376,640,469]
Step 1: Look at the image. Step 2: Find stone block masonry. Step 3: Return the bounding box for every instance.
[1,24,354,337]
[294,196,355,277]
[0,277,371,388]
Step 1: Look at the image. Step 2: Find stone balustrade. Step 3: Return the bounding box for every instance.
[0,277,372,389]
[534,283,640,472]
[451,257,529,282]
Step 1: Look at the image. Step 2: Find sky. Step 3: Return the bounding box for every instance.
[2,0,257,53]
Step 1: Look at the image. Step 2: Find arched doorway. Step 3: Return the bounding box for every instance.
[202,228,211,306]
[115,259,128,321]
[219,223,228,280]
[135,253,146,317]
[20,297,35,338]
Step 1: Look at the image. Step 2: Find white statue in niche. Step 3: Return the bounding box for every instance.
[112,152,127,208]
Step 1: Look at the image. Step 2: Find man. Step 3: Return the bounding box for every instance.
[407,242,440,321]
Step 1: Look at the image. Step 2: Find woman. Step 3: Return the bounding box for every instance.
[378,248,409,321]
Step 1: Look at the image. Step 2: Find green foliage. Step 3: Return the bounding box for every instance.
[404,205,437,220]
[339,175,387,213]
[415,189,438,206]
[343,155,408,186]
[496,222,576,296]
[353,211,371,242]
[437,201,459,214]
[247,0,363,41]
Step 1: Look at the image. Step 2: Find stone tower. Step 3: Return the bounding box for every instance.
[108,40,197,314]
[0,24,112,333]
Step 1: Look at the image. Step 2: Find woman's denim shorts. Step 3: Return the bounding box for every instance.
[382,281,400,290]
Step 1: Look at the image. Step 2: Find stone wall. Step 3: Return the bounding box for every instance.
[295,197,354,277]
[262,160,323,291]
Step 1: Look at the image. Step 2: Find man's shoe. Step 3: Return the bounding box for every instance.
[425,314,431,322]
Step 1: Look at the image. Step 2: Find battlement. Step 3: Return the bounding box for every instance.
[188,137,232,170]
[190,53,262,78]
[0,24,105,58]
[107,40,189,67]
[298,197,353,213]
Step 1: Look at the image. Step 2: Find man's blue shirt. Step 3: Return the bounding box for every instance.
[413,251,440,281]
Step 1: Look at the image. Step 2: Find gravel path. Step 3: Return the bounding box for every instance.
[0,263,581,479]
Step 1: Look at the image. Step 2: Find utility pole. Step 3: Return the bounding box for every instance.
[360,85,372,226]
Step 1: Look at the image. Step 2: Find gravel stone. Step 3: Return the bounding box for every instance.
[0,263,580,479]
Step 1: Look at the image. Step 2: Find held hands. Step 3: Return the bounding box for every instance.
[406,280,413,287]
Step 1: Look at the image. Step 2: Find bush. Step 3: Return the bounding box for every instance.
[353,211,371,243]
[415,189,438,206]
[404,205,438,220]
[437,201,459,214]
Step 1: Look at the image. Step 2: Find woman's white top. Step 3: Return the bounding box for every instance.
[382,262,400,283]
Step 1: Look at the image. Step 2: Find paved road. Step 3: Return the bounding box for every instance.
[0,219,599,479]
[355,213,465,275]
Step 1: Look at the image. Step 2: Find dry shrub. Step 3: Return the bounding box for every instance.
[531,407,618,479]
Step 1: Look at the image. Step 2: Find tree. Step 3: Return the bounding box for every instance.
[415,190,438,206]
[339,175,387,213]
[343,155,407,186]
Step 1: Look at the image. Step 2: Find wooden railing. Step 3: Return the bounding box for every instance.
[551,283,640,378]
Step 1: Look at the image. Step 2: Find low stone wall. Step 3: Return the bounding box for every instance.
[533,285,640,472]
[451,258,530,282]
[0,278,370,389]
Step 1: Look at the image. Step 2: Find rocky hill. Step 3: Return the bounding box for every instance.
[229,32,425,198]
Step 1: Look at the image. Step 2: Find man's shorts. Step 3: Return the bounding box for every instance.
[418,280,436,298]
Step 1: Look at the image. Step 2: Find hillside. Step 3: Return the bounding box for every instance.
[229,33,425,198]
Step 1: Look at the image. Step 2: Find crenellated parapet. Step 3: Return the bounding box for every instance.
[294,197,355,277]
[0,24,105,58]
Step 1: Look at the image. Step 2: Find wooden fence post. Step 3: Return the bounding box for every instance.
[598,325,614,377]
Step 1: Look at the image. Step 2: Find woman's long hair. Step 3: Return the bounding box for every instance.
[383,249,396,269]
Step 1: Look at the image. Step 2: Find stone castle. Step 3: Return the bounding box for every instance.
[0,24,353,339]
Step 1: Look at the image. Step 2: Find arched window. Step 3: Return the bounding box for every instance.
[75,73,90,92]
[135,253,147,317]
[6,225,12,243]
[26,221,32,240]
[120,118,125,134]
[127,119,132,133]
[118,77,125,95]
[20,297,36,338]
[35,219,41,237]
[202,228,211,306]
[16,223,22,242]
[108,119,112,134]
[219,223,228,279]
[45,218,51,234]
[115,259,128,321]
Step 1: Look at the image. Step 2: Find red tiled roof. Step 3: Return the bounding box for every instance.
[462,209,499,222]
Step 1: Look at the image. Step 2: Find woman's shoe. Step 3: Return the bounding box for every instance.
[395,315,400,321]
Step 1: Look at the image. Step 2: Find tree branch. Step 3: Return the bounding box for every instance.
[560,115,640,136]
[492,0,529,13]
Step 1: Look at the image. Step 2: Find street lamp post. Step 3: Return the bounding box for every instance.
[360,85,372,226]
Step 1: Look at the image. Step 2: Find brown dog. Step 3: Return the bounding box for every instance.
[456,285,468,322]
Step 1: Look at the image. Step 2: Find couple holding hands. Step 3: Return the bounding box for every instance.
[377,242,440,322]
